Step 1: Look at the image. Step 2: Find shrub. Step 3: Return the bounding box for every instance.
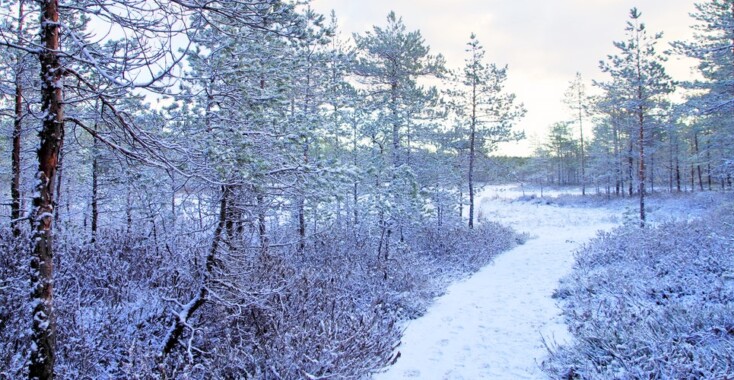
[1,217,518,379]
[544,205,734,379]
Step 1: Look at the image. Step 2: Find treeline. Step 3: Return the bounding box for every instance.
[0,1,522,378]
[524,6,734,219]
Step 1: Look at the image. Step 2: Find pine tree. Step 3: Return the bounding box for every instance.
[455,34,525,228]
[353,12,444,257]
[599,8,674,226]
[354,11,444,168]
[674,0,734,184]
[563,72,590,195]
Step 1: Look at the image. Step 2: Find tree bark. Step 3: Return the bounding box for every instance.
[706,140,712,190]
[298,60,313,254]
[30,1,62,378]
[352,118,359,226]
[126,183,133,234]
[637,67,646,227]
[91,121,99,243]
[577,85,586,196]
[391,82,400,167]
[650,152,655,194]
[257,192,268,252]
[694,132,704,191]
[11,1,25,237]
[675,151,681,192]
[628,141,634,197]
[160,186,228,358]
[613,116,621,196]
[468,76,477,229]
[638,122,646,227]
[53,141,64,226]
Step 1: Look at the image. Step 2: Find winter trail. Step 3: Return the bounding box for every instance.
[374,185,619,380]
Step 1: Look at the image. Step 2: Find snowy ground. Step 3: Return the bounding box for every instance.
[374,184,623,380]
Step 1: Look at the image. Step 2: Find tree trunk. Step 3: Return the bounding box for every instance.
[650,153,655,194]
[298,196,306,252]
[675,151,681,193]
[706,140,712,190]
[391,82,400,167]
[637,97,646,226]
[170,172,176,233]
[468,78,477,229]
[638,125,646,226]
[458,187,463,219]
[298,137,308,253]
[694,132,704,191]
[30,1,62,377]
[91,135,98,243]
[577,86,586,196]
[297,62,313,254]
[53,141,64,226]
[353,182,358,226]
[352,119,359,226]
[126,182,133,234]
[11,1,25,237]
[160,186,228,358]
[628,141,634,197]
[257,192,268,252]
[690,165,695,192]
[613,117,621,196]
[668,131,674,193]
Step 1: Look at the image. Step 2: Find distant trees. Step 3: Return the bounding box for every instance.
[545,121,580,186]
[525,2,734,216]
[526,3,734,208]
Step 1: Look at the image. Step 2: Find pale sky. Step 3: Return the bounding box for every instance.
[309,0,699,156]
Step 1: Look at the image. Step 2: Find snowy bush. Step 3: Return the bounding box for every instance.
[0,217,517,378]
[544,205,734,379]
[0,228,29,379]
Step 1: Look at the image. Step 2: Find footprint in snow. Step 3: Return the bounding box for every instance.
[403,369,420,378]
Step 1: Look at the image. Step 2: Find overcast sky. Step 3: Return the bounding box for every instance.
[309,0,699,156]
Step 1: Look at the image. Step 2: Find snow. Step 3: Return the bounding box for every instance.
[374,185,620,380]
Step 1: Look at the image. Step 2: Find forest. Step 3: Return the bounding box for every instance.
[0,0,732,379]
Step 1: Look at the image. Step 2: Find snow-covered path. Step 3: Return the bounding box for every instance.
[374,186,619,380]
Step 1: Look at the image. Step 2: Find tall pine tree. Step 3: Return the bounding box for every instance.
[599,8,674,226]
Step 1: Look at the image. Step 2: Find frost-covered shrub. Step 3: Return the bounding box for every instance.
[156,249,402,379]
[0,228,30,379]
[1,213,518,379]
[544,205,734,379]
[149,219,518,378]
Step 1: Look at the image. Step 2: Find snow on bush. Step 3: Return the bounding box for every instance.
[0,228,28,378]
[0,218,517,378]
[544,204,734,379]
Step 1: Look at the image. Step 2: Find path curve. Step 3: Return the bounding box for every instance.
[374,186,619,379]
